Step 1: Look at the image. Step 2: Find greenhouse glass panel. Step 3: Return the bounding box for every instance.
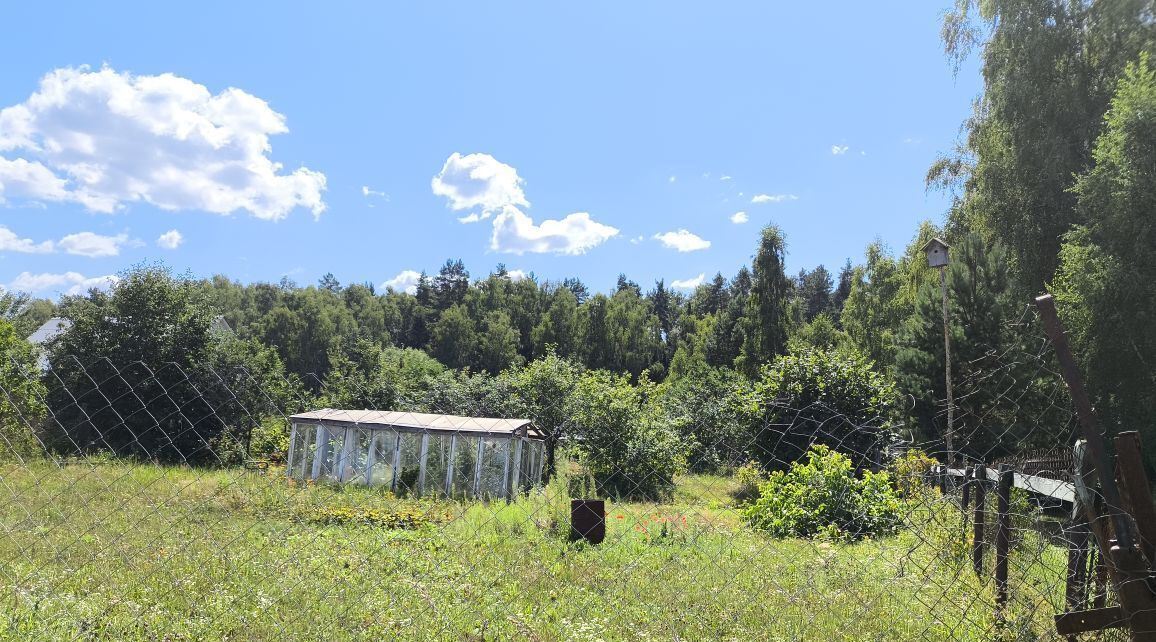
[288,424,313,479]
[317,427,345,482]
[451,435,479,498]
[479,437,508,500]
[423,433,452,497]
[395,432,422,495]
[518,439,537,491]
[366,430,396,486]
[343,428,371,483]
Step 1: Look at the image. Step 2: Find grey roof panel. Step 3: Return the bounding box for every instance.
[288,409,542,438]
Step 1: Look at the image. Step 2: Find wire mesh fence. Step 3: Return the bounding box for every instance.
[0,300,1147,641]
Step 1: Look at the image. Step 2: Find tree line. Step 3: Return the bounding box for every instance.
[6,0,1156,480]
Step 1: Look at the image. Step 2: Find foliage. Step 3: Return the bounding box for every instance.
[42,265,295,465]
[657,365,752,473]
[731,460,767,505]
[508,348,581,479]
[1055,53,1156,464]
[744,445,901,540]
[895,233,1067,458]
[891,449,938,497]
[322,339,445,410]
[744,347,897,472]
[738,224,792,376]
[298,505,439,529]
[936,0,1156,294]
[568,370,684,501]
[0,318,46,459]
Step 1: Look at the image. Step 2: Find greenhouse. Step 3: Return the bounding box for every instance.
[286,409,546,499]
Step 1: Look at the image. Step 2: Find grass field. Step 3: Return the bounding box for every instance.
[0,460,1068,641]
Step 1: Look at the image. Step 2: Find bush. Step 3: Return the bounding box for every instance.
[744,347,898,472]
[743,445,901,539]
[731,461,767,505]
[892,449,938,497]
[569,370,685,501]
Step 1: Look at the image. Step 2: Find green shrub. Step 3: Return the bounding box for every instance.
[743,445,901,539]
[743,347,898,473]
[568,370,685,501]
[892,448,938,497]
[731,461,767,505]
[299,505,437,529]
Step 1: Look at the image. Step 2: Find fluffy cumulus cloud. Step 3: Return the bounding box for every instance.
[433,152,619,254]
[0,225,53,253]
[491,207,619,256]
[0,66,326,219]
[751,193,798,204]
[157,229,183,249]
[383,269,422,294]
[506,269,529,282]
[57,231,129,257]
[9,271,118,295]
[730,211,748,224]
[671,273,705,290]
[653,229,711,252]
[431,152,528,221]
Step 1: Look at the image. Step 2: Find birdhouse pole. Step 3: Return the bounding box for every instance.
[924,238,955,468]
[939,264,954,468]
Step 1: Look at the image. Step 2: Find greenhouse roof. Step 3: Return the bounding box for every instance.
[289,409,543,439]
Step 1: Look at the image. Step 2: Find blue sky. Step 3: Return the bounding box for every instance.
[0,2,980,297]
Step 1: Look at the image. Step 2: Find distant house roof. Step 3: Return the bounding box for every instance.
[26,317,72,370]
[210,315,233,335]
[289,409,543,439]
[26,317,72,345]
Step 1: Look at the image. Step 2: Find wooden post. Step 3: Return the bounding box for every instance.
[961,466,973,540]
[1114,431,1156,564]
[973,464,986,578]
[1038,295,1156,641]
[995,466,1012,611]
[962,466,973,511]
[1066,517,1091,614]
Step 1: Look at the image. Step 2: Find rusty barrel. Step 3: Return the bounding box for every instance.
[570,499,605,544]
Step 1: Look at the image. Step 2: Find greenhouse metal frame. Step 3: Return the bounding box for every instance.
[286,409,546,500]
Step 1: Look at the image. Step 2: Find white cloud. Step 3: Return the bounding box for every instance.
[629,235,644,245]
[432,153,617,254]
[362,185,388,199]
[9,271,118,296]
[0,225,54,253]
[383,269,422,295]
[653,229,711,252]
[668,175,676,183]
[751,193,798,204]
[720,175,732,181]
[491,206,619,255]
[0,66,326,219]
[157,229,183,250]
[431,152,528,222]
[831,144,849,155]
[730,211,749,224]
[671,273,705,290]
[57,231,129,257]
[507,269,528,282]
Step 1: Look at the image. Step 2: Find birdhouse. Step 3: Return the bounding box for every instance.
[923,238,950,269]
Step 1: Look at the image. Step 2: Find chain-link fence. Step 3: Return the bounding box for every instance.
[0,300,1148,641]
